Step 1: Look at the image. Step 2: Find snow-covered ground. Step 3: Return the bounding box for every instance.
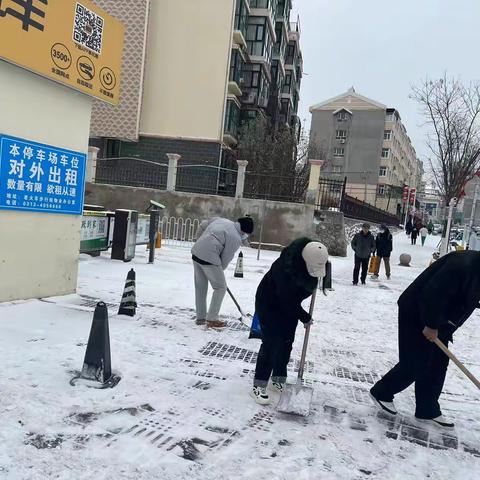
[1,232,479,479]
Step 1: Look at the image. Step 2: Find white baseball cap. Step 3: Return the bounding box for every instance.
[302,242,329,278]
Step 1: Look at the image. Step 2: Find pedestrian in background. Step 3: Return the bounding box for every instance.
[191,216,254,328]
[411,227,418,245]
[420,226,428,246]
[372,224,393,280]
[351,223,375,285]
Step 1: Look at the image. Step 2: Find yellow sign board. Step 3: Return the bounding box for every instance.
[0,0,124,105]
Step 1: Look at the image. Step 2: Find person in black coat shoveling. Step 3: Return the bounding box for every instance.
[251,238,329,405]
[372,224,393,280]
[351,223,375,285]
[370,250,480,428]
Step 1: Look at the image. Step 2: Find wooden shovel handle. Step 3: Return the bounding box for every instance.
[434,338,480,390]
[297,288,317,381]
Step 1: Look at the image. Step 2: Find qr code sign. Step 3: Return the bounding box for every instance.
[73,3,104,55]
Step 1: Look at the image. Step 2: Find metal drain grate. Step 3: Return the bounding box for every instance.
[225,320,250,332]
[79,296,117,310]
[115,410,240,461]
[331,367,378,385]
[246,410,274,432]
[199,342,258,364]
[322,349,357,358]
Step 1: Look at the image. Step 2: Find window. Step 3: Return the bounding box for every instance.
[378,185,386,196]
[333,166,343,174]
[286,43,296,65]
[337,111,349,121]
[386,113,395,122]
[384,130,392,140]
[381,148,390,159]
[246,17,270,58]
[379,166,387,177]
[333,147,344,157]
[336,130,347,140]
[282,71,293,94]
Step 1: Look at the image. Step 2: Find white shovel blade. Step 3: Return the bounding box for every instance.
[277,383,314,417]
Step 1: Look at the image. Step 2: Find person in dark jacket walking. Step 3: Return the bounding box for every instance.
[372,224,393,280]
[251,238,329,404]
[411,227,418,245]
[370,251,480,428]
[351,223,376,285]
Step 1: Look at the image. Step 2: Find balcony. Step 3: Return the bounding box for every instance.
[233,0,249,48]
[224,99,241,146]
[228,49,244,97]
[249,0,277,43]
[289,18,301,42]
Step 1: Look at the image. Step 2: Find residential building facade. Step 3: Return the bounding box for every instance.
[90,0,303,194]
[310,88,423,216]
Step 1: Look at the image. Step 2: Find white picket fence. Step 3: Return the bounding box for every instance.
[159,216,200,248]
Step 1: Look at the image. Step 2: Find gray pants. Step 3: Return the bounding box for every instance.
[193,261,227,321]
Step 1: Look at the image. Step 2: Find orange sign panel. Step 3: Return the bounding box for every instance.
[0,0,124,105]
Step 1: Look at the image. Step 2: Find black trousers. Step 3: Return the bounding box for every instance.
[353,255,369,284]
[254,319,296,388]
[371,309,450,418]
[411,235,417,245]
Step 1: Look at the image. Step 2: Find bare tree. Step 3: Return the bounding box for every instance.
[237,118,318,202]
[411,75,480,204]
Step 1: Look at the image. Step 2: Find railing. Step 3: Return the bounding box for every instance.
[94,157,238,197]
[342,194,401,226]
[244,170,308,203]
[316,177,346,211]
[159,216,200,248]
[95,157,168,189]
[176,164,237,197]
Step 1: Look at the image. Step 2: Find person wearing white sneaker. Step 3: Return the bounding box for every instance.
[251,386,270,405]
[251,238,328,404]
[370,251,480,427]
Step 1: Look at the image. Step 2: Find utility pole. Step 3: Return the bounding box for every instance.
[465,184,480,249]
[440,198,457,256]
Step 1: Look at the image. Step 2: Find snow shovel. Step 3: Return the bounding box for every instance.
[227,287,252,325]
[277,288,318,417]
[434,339,480,390]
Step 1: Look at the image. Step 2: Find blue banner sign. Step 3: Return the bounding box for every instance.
[0,134,86,215]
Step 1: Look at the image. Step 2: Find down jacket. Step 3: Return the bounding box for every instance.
[191,218,243,270]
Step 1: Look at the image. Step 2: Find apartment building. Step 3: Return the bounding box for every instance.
[90,0,303,191]
[310,88,423,216]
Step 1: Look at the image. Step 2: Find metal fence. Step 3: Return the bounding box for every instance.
[243,171,308,203]
[95,157,238,197]
[95,157,168,189]
[159,216,200,248]
[342,194,401,226]
[176,164,237,197]
[316,177,347,210]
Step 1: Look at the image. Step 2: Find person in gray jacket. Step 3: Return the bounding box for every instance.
[191,217,254,328]
[351,223,376,285]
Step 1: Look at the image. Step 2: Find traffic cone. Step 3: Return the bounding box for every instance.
[234,251,244,278]
[81,302,112,384]
[118,268,137,316]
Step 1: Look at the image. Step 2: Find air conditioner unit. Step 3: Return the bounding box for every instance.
[243,91,257,104]
[340,139,346,144]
